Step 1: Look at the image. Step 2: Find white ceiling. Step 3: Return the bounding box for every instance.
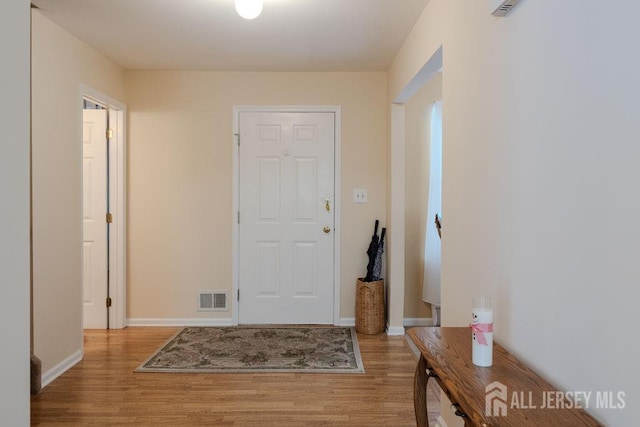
[31,0,428,71]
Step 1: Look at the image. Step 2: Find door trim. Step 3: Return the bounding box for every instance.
[80,85,127,330]
[232,105,342,325]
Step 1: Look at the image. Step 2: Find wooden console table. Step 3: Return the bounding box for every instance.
[408,327,602,426]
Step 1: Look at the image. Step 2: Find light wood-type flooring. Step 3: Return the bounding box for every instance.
[31,327,440,426]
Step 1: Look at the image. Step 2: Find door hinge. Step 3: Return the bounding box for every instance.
[237,289,240,301]
[106,129,114,139]
[235,133,240,147]
[237,211,240,224]
[106,297,112,307]
[106,213,113,223]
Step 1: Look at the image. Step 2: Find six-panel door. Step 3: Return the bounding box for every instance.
[238,112,335,324]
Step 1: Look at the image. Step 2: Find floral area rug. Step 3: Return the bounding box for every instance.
[136,327,364,373]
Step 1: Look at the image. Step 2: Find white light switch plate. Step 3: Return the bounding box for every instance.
[353,188,368,203]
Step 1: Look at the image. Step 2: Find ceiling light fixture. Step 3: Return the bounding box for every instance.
[235,0,263,20]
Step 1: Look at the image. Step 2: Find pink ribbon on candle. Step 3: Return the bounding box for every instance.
[469,322,493,346]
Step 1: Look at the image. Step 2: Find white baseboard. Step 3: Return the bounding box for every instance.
[386,325,405,335]
[339,317,355,327]
[404,317,433,327]
[126,317,431,330]
[127,318,234,327]
[404,334,421,360]
[41,348,83,389]
[435,415,448,427]
[341,318,432,335]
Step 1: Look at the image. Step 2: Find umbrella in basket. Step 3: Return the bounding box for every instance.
[372,227,386,281]
[364,220,380,282]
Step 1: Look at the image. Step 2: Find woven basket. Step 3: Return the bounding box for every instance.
[355,278,385,334]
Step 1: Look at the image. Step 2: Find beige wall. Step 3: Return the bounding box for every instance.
[125,71,387,321]
[387,0,447,102]
[31,11,126,373]
[390,0,638,425]
[1,0,30,423]
[403,72,442,320]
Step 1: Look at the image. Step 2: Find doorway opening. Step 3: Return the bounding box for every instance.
[80,86,127,330]
[389,45,443,334]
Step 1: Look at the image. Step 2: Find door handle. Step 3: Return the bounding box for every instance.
[323,226,331,234]
[325,198,331,212]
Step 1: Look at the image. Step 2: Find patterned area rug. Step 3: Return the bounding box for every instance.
[136,327,364,373]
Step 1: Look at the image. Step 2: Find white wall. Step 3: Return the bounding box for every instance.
[390,0,638,424]
[31,11,126,375]
[0,0,30,424]
[125,71,387,323]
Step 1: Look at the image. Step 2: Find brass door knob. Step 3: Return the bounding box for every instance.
[323,226,331,234]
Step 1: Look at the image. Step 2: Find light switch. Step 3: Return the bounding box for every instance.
[353,188,368,203]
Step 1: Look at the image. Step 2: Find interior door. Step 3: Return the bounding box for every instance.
[82,108,108,329]
[238,111,335,324]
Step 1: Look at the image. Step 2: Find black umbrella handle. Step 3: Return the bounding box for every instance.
[379,228,386,244]
[374,219,379,236]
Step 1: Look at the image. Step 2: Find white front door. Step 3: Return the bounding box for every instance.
[238,112,335,324]
[82,109,108,329]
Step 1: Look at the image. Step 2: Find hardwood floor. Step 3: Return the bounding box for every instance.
[31,327,440,426]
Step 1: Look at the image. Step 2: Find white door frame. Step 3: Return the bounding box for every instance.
[80,85,127,329]
[232,105,342,326]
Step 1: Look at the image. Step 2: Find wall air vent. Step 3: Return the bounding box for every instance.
[491,0,523,17]
[198,291,228,311]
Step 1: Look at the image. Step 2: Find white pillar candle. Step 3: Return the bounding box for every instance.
[471,298,493,367]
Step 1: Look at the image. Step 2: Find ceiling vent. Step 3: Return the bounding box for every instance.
[198,291,228,311]
[492,0,523,17]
